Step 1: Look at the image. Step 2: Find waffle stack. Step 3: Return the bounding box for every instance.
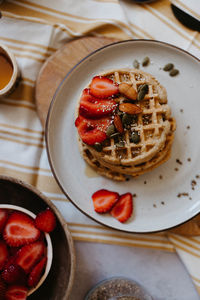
[75,69,176,181]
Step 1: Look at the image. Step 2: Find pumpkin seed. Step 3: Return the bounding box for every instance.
[122,113,133,125]
[163,63,174,71]
[142,56,150,66]
[169,69,179,77]
[138,84,148,94]
[137,89,146,101]
[131,131,140,144]
[133,59,140,69]
[94,142,103,152]
[106,124,115,137]
[110,132,120,141]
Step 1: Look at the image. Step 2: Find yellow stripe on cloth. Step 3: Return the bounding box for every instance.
[1,1,133,38]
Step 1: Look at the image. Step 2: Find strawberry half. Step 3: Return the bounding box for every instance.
[2,264,27,285]
[0,240,9,270]
[3,212,40,247]
[79,88,117,119]
[35,208,56,233]
[90,76,119,99]
[111,193,133,223]
[16,241,45,274]
[75,115,112,145]
[92,189,119,213]
[5,285,28,300]
[28,256,47,287]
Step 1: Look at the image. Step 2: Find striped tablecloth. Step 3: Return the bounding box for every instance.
[0,0,200,295]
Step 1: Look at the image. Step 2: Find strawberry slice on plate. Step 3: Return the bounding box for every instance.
[75,115,112,145]
[3,212,40,247]
[28,256,47,287]
[35,208,56,233]
[90,76,119,99]
[5,285,28,300]
[92,189,119,213]
[0,240,9,270]
[79,88,117,119]
[0,208,8,233]
[16,241,45,274]
[111,193,133,223]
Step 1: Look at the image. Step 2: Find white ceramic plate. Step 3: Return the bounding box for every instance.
[46,40,200,233]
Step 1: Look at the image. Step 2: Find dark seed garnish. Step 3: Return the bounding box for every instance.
[110,132,120,141]
[163,63,174,71]
[169,69,179,77]
[142,56,150,66]
[137,84,148,101]
[106,124,115,137]
[94,142,102,152]
[138,84,148,93]
[122,113,133,125]
[131,131,140,144]
[133,59,140,69]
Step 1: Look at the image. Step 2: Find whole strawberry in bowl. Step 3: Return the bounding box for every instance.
[0,175,75,300]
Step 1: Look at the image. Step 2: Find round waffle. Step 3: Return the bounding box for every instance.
[75,68,176,180]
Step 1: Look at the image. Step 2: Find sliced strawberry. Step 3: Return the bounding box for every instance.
[92,189,119,213]
[35,208,56,233]
[0,240,9,270]
[0,209,8,233]
[3,212,40,247]
[16,241,45,274]
[0,275,6,299]
[4,255,17,270]
[75,115,112,145]
[111,193,133,223]
[28,256,47,287]
[90,76,119,99]
[79,88,117,119]
[5,285,28,300]
[2,264,27,285]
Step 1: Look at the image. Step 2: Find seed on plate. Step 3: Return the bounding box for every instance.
[142,56,150,66]
[169,69,179,77]
[163,63,174,71]
[133,59,140,69]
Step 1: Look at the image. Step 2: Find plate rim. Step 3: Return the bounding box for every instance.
[45,38,200,234]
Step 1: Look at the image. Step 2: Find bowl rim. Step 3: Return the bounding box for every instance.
[45,38,200,234]
[0,43,19,96]
[0,174,76,299]
[0,204,53,296]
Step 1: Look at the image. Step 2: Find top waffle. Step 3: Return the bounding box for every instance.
[75,68,173,166]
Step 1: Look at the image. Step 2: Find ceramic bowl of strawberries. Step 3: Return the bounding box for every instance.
[0,175,75,300]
